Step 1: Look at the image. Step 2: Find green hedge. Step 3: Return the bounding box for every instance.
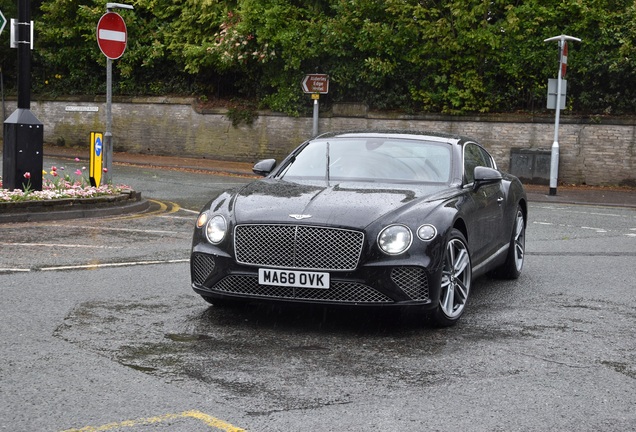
[2,0,635,116]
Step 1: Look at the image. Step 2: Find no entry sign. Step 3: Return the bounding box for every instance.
[97,12,127,59]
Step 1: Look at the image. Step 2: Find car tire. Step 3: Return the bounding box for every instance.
[492,205,525,279]
[431,229,472,327]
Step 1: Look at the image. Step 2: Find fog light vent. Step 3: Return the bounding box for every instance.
[391,267,429,301]
[192,253,216,286]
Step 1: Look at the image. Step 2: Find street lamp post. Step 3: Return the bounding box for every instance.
[544,34,581,196]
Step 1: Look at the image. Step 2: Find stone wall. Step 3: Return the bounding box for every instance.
[2,98,635,186]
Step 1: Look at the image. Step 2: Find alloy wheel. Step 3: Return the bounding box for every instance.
[440,237,472,319]
[513,209,526,272]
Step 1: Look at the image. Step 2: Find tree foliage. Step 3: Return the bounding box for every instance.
[4,0,635,115]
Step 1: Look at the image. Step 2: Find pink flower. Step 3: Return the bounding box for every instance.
[75,169,82,176]
[75,158,80,162]
[24,172,31,179]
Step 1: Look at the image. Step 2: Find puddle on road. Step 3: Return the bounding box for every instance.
[53,292,636,413]
[54,295,459,410]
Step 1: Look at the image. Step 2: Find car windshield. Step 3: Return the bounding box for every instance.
[276,138,452,183]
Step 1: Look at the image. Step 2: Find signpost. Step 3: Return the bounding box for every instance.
[1,10,6,121]
[547,78,566,110]
[0,10,7,35]
[2,0,44,192]
[90,132,104,187]
[97,3,133,185]
[97,12,127,60]
[302,74,329,94]
[561,41,569,77]
[302,74,329,137]
[544,34,581,196]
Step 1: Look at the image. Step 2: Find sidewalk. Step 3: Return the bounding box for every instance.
[46,145,258,178]
[523,184,636,208]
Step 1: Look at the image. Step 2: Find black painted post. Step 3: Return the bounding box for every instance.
[2,0,43,191]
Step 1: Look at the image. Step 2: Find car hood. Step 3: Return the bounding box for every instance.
[233,179,450,228]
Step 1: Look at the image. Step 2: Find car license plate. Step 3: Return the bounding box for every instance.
[258,268,330,289]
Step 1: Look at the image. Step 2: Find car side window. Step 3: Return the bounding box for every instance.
[463,143,490,184]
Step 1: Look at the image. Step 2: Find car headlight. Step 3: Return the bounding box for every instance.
[417,224,437,241]
[204,215,227,244]
[378,224,412,255]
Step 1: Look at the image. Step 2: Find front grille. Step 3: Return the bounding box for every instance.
[234,224,364,271]
[191,253,216,286]
[211,275,393,303]
[391,267,429,301]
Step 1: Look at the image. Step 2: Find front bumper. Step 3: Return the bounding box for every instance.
[191,250,441,308]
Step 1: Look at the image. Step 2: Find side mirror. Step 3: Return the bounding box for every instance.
[473,166,502,190]
[252,159,277,176]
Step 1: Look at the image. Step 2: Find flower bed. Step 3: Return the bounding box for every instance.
[1,158,129,202]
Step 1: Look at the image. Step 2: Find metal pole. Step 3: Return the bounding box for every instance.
[544,34,581,196]
[1,66,5,121]
[101,2,133,185]
[549,39,564,196]
[103,56,113,184]
[17,0,30,110]
[312,97,319,137]
[3,0,43,191]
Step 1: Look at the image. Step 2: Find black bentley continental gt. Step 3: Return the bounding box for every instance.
[190,131,527,326]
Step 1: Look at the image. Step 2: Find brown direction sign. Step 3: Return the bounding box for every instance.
[302,74,329,94]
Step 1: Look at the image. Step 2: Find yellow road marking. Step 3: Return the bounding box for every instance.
[108,199,182,220]
[61,410,246,432]
[153,199,181,215]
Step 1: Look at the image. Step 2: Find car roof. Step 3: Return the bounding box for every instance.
[313,130,472,146]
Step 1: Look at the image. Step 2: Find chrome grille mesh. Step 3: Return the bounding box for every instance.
[212,275,393,303]
[234,224,364,271]
[391,267,429,301]
[191,253,216,286]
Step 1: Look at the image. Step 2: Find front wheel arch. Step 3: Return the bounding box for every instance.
[452,218,468,243]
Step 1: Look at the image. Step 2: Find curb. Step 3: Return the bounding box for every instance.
[0,190,149,223]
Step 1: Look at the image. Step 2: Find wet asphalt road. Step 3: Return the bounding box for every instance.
[1,156,635,431]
